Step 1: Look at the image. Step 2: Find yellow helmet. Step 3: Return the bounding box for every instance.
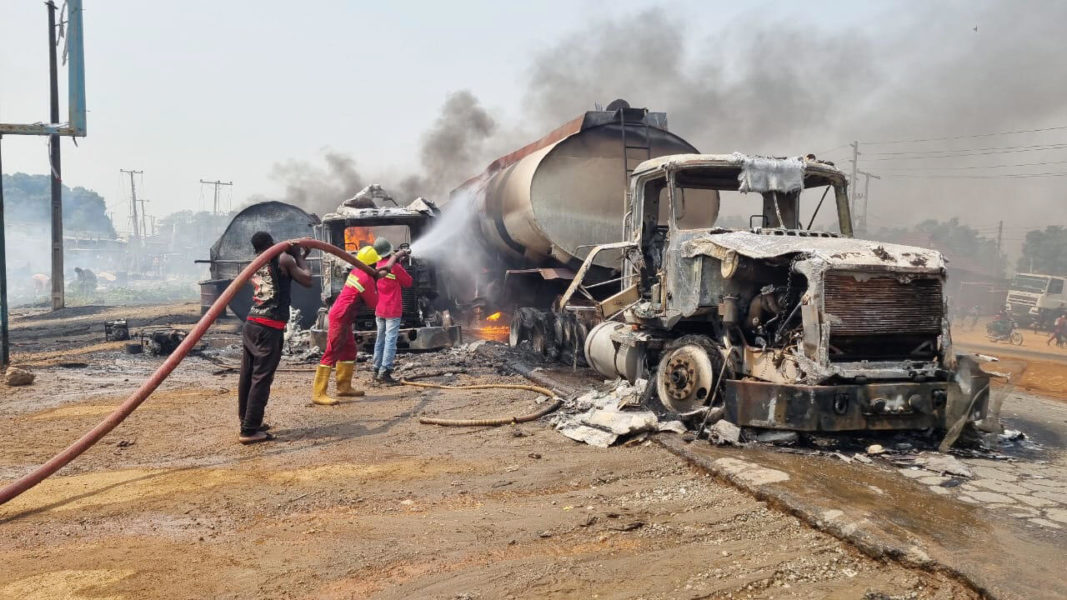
[355,245,380,265]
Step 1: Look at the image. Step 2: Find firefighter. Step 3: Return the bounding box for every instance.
[314,245,407,405]
[314,246,380,405]
[371,238,413,384]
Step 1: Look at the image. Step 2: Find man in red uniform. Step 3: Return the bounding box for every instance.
[371,238,413,384]
[314,245,407,405]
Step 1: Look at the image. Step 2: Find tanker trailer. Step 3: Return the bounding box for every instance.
[198,201,323,328]
[446,100,713,357]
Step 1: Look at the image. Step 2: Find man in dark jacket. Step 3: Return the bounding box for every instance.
[238,231,312,444]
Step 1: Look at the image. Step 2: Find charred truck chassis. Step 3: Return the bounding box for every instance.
[312,201,460,353]
[561,154,991,435]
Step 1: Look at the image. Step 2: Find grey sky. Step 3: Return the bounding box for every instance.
[1,0,1063,253]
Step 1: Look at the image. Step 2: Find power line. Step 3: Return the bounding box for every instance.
[885,171,1067,179]
[879,159,1067,173]
[866,142,1067,158]
[863,124,1067,146]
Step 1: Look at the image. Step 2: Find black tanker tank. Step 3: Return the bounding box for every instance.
[200,201,322,328]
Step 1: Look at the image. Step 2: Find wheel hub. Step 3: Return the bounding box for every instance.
[656,343,718,414]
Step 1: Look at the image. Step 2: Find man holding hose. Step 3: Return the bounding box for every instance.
[239,232,312,444]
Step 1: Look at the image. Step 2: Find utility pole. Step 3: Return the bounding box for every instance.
[47,1,64,310]
[120,169,143,242]
[200,179,233,215]
[849,141,859,216]
[0,136,9,366]
[855,169,880,234]
[139,197,150,241]
[996,220,1003,256]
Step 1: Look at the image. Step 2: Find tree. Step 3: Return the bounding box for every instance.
[874,218,1005,278]
[1017,226,1067,275]
[1,173,116,238]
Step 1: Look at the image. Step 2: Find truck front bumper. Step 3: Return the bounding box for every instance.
[724,370,989,432]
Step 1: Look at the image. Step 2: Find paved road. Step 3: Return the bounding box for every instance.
[661,390,1067,600]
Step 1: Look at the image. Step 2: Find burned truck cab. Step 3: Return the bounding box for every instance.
[313,195,460,352]
[578,153,991,435]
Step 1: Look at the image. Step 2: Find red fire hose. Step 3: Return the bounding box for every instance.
[0,238,377,506]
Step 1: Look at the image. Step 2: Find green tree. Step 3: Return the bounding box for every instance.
[1017,226,1067,275]
[874,218,1005,278]
[1,173,116,238]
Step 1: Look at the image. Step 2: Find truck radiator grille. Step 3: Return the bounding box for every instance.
[1007,293,1036,307]
[824,272,943,361]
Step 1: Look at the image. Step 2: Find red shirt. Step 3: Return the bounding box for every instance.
[374,260,413,319]
[328,268,377,322]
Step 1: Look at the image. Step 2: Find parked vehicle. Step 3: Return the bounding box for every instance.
[1006,272,1067,331]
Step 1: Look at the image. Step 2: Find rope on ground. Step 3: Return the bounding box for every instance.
[404,380,563,427]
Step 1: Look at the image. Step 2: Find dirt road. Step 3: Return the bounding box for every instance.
[0,305,974,599]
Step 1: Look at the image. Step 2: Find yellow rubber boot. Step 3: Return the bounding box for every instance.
[335,361,365,397]
[312,364,339,406]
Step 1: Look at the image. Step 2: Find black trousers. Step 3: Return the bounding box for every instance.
[238,321,284,435]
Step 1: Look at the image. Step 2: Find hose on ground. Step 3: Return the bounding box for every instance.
[405,380,564,426]
[0,238,379,506]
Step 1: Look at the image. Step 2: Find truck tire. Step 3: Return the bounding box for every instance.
[655,335,730,414]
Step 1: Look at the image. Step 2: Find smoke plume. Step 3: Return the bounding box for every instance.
[518,3,1067,228]
[257,149,366,217]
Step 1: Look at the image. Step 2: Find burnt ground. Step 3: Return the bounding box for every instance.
[0,302,1019,599]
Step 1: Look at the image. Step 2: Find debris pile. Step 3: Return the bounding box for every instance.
[144,329,187,356]
[552,379,686,448]
[283,309,321,362]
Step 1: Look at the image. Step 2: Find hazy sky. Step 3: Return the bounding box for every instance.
[2,0,1064,254]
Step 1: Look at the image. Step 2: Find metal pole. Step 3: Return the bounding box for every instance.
[0,136,9,366]
[47,1,64,310]
[849,141,859,215]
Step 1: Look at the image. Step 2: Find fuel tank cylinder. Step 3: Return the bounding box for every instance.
[452,103,704,272]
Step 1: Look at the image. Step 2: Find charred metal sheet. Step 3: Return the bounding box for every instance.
[724,379,955,432]
[734,154,805,194]
[682,231,944,272]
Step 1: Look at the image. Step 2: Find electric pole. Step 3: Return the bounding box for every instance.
[996,220,1003,256]
[200,179,233,215]
[120,169,143,242]
[849,141,859,217]
[139,197,150,241]
[47,1,64,310]
[855,169,880,234]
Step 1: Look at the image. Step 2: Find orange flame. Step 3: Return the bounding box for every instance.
[486,311,502,322]
[344,226,376,252]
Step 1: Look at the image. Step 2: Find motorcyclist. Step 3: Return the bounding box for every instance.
[988,306,1014,338]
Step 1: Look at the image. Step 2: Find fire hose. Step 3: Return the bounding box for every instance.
[0,238,379,506]
[406,381,563,426]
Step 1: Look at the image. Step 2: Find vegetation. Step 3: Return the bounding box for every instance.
[1017,226,1067,276]
[1,173,116,237]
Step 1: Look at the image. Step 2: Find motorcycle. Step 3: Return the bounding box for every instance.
[986,318,1023,345]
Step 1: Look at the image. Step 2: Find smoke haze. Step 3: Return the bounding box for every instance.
[257,0,1067,240]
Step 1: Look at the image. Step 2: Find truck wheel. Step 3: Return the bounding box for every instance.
[656,339,720,414]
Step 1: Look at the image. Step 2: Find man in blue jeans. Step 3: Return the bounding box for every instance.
[372,238,412,384]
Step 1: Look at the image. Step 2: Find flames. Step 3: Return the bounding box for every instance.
[470,310,509,342]
[344,226,375,252]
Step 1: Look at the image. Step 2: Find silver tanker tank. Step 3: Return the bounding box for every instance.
[451,100,711,279]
